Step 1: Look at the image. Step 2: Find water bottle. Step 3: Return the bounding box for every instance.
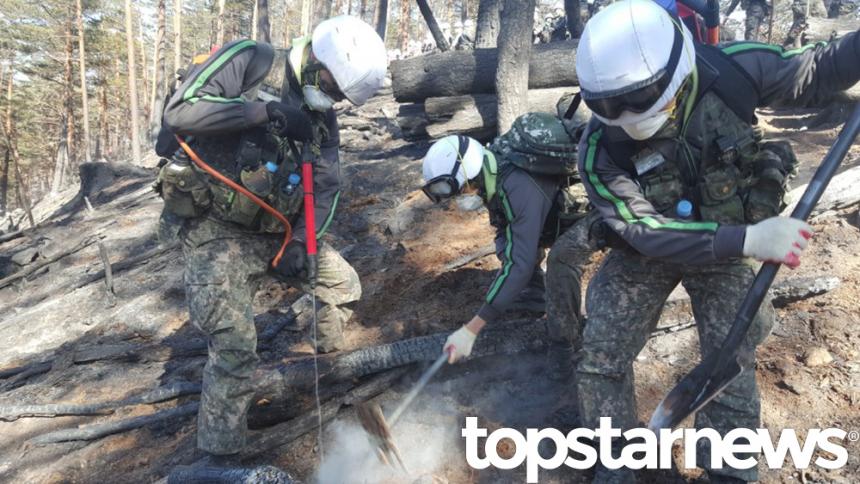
[282,173,301,196]
[676,199,693,219]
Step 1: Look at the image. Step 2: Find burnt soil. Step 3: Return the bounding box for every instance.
[0,96,858,484]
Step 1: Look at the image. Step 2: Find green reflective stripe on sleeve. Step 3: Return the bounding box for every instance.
[315,190,340,239]
[485,186,514,303]
[722,41,826,58]
[584,129,719,232]
[182,40,257,104]
[189,95,247,105]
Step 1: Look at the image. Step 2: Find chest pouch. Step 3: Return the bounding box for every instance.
[698,165,745,224]
[157,156,212,218]
[744,141,798,222]
[210,131,290,229]
[260,156,305,233]
[637,152,684,216]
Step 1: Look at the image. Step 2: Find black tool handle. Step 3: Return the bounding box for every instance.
[715,104,860,372]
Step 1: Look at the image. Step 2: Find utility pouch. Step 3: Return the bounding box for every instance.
[207,166,274,228]
[640,169,684,215]
[744,145,795,222]
[260,177,304,233]
[157,159,211,218]
[556,182,589,228]
[698,167,745,224]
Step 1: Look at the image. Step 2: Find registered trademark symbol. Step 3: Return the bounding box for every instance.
[849,431,859,442]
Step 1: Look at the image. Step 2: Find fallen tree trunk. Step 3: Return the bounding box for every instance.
[76,241,180,289]
[390,40,579,102]
[0,236,98,289]
[783,165,860,217]
[31,402,199,444]
[398,87,579,141]
[0,229,24,244]
[0,381,201,421]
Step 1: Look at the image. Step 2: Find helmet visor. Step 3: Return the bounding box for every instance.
[421,135,469,203]
[422,176,460,203]
[581,24,683,121]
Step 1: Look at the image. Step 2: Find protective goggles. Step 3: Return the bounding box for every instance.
[421,135,469,204]
[580,24,683,121]
[303,61,346,102]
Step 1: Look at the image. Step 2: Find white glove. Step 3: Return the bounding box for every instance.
[443,325,477,363]
[743,216,813,269]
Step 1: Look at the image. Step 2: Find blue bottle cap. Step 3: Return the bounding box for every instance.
[265,161,278,173]
[676,199,693,218]
[288,173,301,185]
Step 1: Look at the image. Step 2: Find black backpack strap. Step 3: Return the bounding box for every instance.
[695,44,761,124]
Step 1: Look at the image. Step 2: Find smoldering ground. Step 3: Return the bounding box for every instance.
[313,351,575,483]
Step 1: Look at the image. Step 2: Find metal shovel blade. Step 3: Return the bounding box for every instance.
[648,352,744,432]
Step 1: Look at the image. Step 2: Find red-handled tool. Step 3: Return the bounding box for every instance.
[301,143,320,288]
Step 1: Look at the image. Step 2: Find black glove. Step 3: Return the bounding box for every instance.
[266,102,314,141]
[271,239,307,280]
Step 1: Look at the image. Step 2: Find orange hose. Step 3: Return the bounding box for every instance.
[176,136,292,268]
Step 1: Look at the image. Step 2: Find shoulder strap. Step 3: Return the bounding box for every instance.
[695,44,761,124]
[482,150,499,202]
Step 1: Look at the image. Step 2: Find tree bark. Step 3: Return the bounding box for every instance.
[376,0,389,40]
[75,0,91,163]
[390,40,576,103]
[216,0,226,46]
[496,0,536,134]
[0,148,8,215]
[149,0,167,143]
[564,0,582,38]
[257,0,272,43]
[416,0,450,51]
[313,0,333,28]
[2,68,34,227]
[397,87,576,140]
[64,9,77,171]
[173,0,182,88]
[125,0,142,164]
[475,0,500,47]
[301,0,313,35]
[359,0,369,22]
[399,0,411,54]
[252,0,258,41]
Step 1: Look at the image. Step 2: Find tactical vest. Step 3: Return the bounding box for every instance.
[157,42,328,233]
[480,112,589,247]
[601,45,798,225]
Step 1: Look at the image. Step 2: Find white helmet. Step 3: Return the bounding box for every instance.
[421,135,484,203]
[576,0,695,136]
[311,15,387,106]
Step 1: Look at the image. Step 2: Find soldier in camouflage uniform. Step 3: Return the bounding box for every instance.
[157,17,386,459]
[420,95,607,364]
[742,0,770,41]
[784,0,808,47]
[575,2,860,482]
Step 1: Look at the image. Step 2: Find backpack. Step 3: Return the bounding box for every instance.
[488,112,581,177]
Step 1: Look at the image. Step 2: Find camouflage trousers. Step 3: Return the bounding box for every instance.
[545,210,605,349]
[743,0,770,41]
[180,216,361,455]
[577,248,774,482]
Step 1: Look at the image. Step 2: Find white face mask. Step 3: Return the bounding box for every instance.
[302,85,336,112]
[620,110,671,140]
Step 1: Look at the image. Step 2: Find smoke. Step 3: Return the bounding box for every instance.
[314,413,458,484]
